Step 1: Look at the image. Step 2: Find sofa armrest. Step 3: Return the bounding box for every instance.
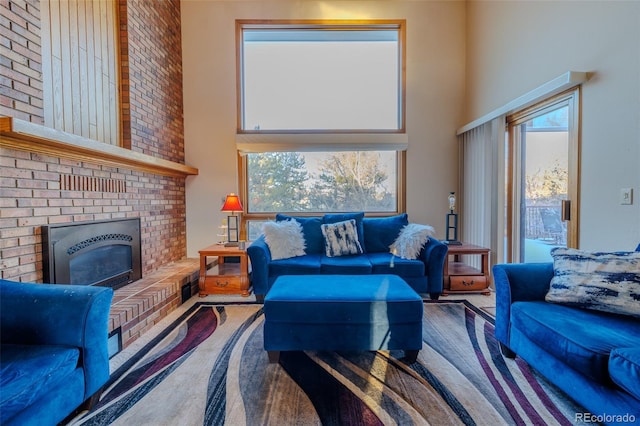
[420,237,448,298]
[247,235,272,297]
[0,279,113,400]
[492,263,553,347]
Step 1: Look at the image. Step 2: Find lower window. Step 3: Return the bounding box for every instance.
[243,150,400,239]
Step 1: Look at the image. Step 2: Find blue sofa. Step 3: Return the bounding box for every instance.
[493,263,640,425]
[247,213,447,301]
[0,279,113,426]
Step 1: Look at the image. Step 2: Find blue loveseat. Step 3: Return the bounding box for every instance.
[247,213,447,301]
[493,263,640,425]
[0,279,113,426]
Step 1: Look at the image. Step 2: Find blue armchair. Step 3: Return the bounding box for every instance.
[0,279,113,426]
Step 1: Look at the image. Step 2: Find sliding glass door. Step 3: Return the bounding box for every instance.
[506,89,580,262]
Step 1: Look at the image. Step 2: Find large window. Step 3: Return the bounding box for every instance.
[240,25,402,131]
[236,20,406,235]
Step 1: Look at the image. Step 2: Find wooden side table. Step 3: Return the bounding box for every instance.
[198,244,250,297]
[443,243,491,295]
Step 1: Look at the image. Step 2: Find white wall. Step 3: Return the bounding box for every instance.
[182,1,466,256]
[466,0,640,250]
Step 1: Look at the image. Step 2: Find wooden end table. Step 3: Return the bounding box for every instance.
[443,242,491,295]
[198,244,250,297]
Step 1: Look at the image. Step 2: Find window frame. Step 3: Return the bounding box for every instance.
[235,20,407,235]
[236,19,406,134]
[239,150,406,220]
[505,88,581,263]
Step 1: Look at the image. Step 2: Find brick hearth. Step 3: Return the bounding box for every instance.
[108,258,201,351]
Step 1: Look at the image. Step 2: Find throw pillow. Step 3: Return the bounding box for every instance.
[389,223,435,260]
[262,219,306,260]
[320,219,363,257]
[546,247,640,318]
[323,212,366,253]
[275,214,324,254]
[363,213,409,253]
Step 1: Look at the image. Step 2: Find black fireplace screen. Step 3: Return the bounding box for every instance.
[69,244,132,286]
[42,218,142,289]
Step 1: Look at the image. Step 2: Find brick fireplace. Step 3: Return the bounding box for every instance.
[1,0,188,283]
[1,0,197,350]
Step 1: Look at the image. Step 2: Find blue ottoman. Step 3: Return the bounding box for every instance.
[263,274,423,363]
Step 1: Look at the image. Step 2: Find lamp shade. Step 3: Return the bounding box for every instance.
[221,193,243,212]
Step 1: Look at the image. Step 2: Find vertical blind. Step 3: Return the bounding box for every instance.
[458,116,505,268]
[456,73,588,269]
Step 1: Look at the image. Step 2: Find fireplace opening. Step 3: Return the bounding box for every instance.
[70,245,132,287]
[42,218,142,289]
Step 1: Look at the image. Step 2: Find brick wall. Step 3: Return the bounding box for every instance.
[120,0,184,162]
[0,0,187,282]
[0,0,44,124]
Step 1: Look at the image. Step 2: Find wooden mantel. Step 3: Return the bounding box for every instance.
[0,117,199,178]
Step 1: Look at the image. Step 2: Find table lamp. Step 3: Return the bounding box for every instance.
[445,191,461,245]
[221,193,243,246]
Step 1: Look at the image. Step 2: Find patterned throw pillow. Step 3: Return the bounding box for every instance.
[262,219,306,260]
[320,219,363,257]
[389,223,435,260]
[546,247,640,318]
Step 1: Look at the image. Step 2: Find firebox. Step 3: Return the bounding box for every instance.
[42,218,142,289]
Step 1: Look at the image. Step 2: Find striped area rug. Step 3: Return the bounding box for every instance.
[74,301,585,426]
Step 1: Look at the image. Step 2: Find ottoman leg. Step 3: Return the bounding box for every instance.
[268,351,280,363]
[405,350,419,363]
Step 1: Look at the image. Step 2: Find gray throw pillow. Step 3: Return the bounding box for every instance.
[320,219,363,257]
[546,247,640,318]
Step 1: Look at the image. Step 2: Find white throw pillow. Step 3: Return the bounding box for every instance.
[262,219,306,260]
[389,223,435,260]
[321,219,363,257]
[546,248,640,318]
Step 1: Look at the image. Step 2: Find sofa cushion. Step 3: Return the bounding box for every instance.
[262,219,306,260]
[321,219,364,257]
[321,254,372,274]
[323,212,366,252]
[609,347,640,401]
[546,248,640,318]
[276,215,324,254]
[368,252,425,277]
[511,301,640,383]
[363,214,408,253]
[269,254,322,276]
[390,223,435,260]
[0,344,80,421]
